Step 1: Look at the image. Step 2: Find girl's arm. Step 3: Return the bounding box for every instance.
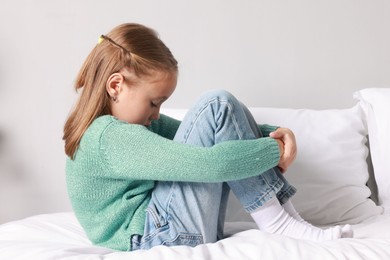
[101,121,280,183]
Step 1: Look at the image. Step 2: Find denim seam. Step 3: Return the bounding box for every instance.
[161,233,204,246]
[165,183,176,220]
[226,100,244,140]
[243,179,284,213]
[183,97,244,143]
[277,185,297,205]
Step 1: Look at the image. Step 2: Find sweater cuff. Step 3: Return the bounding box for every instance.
[258,124,279,137]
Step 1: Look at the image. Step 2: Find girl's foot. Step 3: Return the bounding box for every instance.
[250,196,353,241]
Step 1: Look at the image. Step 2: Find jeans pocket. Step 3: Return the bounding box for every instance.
[140,203,204,249]
[145,204,166,229]
[141,204,169,246]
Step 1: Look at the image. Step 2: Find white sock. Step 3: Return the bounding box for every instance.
[282,200,309,224]
[282,200,354,238]
[250,196,353,241]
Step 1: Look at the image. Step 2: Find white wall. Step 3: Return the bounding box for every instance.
[0,0,389,223]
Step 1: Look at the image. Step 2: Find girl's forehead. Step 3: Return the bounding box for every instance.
[136,71,177,90]
[146,71,177,97]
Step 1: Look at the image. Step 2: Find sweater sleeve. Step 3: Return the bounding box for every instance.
[258,124,279,137]
[100,120,280,183]
[148,114,181,140]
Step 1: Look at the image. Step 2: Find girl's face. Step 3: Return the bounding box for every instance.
[110,69,177,126]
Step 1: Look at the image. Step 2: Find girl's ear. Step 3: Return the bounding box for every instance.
[106,73,124,97]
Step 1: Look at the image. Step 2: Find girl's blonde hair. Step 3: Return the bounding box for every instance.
[63,23,178,159]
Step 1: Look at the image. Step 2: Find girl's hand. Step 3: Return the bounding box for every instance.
[270,128,297,173]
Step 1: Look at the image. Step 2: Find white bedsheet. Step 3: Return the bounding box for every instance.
[0,212,389,260]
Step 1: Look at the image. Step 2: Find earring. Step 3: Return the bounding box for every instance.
[112,96,119,103]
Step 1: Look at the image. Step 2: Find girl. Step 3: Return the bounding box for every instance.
[63,23,353,251]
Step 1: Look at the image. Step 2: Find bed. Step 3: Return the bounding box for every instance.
[1,88,389,259]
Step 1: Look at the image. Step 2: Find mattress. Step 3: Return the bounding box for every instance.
[0,212,389,259]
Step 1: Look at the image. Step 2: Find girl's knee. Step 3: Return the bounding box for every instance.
[198,89,240,107]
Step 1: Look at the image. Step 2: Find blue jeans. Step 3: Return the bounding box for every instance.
[131,90,296,250]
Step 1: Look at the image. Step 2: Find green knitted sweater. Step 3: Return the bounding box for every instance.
[66,114,280,251]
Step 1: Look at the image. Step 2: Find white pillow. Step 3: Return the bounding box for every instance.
[354,88,390,213]
[162,106,383,225]
[248,106,383,225]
